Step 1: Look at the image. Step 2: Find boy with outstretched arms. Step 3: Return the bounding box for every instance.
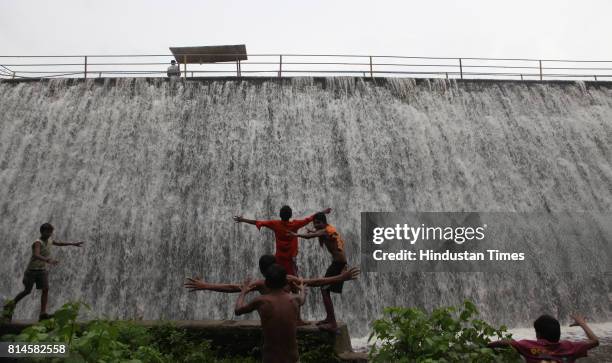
[233,206,331,276]
[488,314,599,362]
[291,212,347,333]
[184,254,359,295]
[2,223,84,322]
[235,264,305,363]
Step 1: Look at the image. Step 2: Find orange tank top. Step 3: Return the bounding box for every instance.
[324,224,344,252]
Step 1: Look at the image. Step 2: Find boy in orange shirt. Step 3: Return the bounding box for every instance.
[292,212,347,333]
[233,206,331,276]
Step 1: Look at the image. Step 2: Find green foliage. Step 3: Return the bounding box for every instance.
[1,302,257,363]
[2,299,16,322]
[297,333,340,363]
[368,300,521,363]
[1,301,337,362]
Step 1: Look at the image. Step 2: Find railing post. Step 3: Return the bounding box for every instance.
[539,60,543,81]
[183,55,187,78]
[12,71,16,79]
[459,58,463,79]
[84,56,88,79]
[279,55,283,77]
[369,56,373,78]
[236,59,242,77]
[594,75,598,81]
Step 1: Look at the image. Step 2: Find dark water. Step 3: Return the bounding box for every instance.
[0,78,610,336]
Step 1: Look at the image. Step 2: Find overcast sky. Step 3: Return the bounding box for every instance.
[1,0,612,60]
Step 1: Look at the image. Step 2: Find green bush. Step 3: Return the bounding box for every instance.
[297,333,340,363]
[1,302,256,363]
[368,300,521,363]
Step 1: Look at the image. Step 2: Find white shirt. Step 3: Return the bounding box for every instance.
[167,64,180,77]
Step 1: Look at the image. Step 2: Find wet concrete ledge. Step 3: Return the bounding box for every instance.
[1,319,367,362]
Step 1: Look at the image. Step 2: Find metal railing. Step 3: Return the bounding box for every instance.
[1,54,612,81]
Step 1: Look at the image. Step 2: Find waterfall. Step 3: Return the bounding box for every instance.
[0,77,610,336]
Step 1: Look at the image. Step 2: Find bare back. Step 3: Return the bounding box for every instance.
[255,290,300,363]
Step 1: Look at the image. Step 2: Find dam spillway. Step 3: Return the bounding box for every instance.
[0,77,610,336]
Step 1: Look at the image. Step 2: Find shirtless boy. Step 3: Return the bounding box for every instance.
[235,264,305,363]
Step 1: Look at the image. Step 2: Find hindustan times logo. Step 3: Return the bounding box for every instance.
[372,224,487,245]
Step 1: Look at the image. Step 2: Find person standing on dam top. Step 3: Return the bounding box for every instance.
[235,264,305,363]
[2,223,84,322]
[291,212,348,333]
[167,59,181,77]
[233,206,332,276]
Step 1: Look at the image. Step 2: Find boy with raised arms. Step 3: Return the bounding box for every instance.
[184,254,359,295]
[235,264,305,363]
[233,206,331,276]
[488,314,599,362]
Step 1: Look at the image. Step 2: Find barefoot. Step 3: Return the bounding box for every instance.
[318,322,339,334]
[316,319,331,326]
[297,319,310,326]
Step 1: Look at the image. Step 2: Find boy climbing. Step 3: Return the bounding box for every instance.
[488,314,599,362]
[2,223,84,322]
[235,264,305,363]
[233,206,331,276]
[291,212,348,333]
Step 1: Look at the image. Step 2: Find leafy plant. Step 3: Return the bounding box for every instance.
[1,302,257,363]
[297,332,340,363]
[368,300,521,363]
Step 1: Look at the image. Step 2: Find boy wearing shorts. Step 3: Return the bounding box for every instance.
[2,223,83,321]
[292,212,347,333]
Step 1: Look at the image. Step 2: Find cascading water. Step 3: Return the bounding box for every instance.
[0,77,610,336]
